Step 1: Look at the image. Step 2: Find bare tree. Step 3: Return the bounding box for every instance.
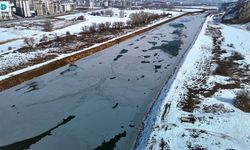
[81,26,89,33]
[119,10,125,18]
[43,20,53,32]
[89,23,97,32]
[41,34,49,42]
[117,22,125,29]
[65,31,71,42]
[24,37,35,48]
[105,22,111,31]
[98,23,106,32]
[126,20,132,27]
[112,22,119,29]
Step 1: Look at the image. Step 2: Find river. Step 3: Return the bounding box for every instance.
[0,13,206,150]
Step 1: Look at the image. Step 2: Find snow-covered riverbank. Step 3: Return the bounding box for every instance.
[136,15,250,150]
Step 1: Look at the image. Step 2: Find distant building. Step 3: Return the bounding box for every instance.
[32,0,60,16]
[31,0,76,16]
[60,0,76,11]
[13,0,31,17]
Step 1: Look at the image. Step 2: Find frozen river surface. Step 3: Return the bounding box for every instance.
[0,14,206,150]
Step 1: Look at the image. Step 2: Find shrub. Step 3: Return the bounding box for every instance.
[227,43,234,48]
[231,51,244,60]
[66,31,70,36]
[43,20,53,32]
[77,15,85,20]
[234,89,250,112]
[90,12,101,16]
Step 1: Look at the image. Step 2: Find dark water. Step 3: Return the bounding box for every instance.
[0,14,206,150]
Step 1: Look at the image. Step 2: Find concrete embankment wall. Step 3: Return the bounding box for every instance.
[0,11,202,91]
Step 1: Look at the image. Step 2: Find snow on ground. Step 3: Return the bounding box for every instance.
[221,24,250,63]
[230,22,250,31]
[137,16,250,150]
[0,28,44,42]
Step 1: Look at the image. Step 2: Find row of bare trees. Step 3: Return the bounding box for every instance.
[24,12,170,49]
[81,12,169,33]
[129,12,162,26]
[90,10,114,17]
[81,21,126,33]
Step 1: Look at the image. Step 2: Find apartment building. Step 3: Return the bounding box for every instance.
[14,0,31,17]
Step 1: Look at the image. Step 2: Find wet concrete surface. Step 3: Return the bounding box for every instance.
[0,14,206,150]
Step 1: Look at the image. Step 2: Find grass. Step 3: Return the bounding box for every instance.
[234,89,250,112]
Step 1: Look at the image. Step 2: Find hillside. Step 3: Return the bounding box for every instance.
[222,0,250,24]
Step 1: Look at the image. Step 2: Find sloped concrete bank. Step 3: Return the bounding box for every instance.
[0,11,204,91]
[133,13,209,150]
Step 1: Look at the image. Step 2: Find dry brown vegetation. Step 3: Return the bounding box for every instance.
[234,89,250,112]
[177,24,249,113]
